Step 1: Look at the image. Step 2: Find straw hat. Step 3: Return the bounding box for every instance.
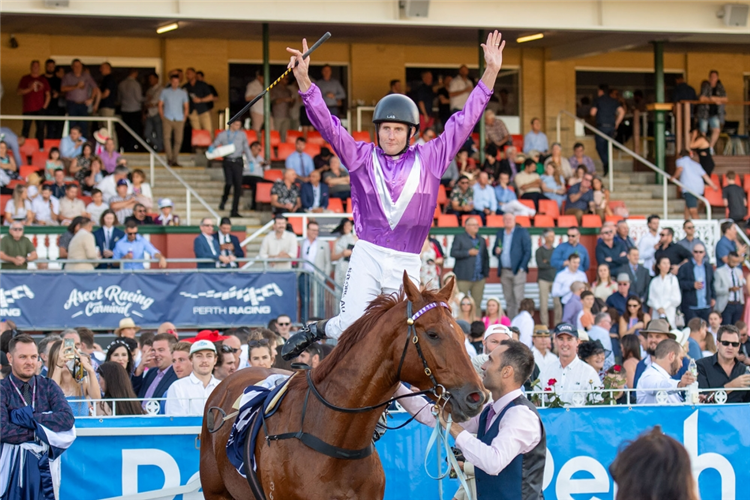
[114,317,140,335]
[94,127,111,144]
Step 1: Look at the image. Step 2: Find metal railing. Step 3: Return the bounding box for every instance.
[0,114,219,225]
[556,109,712,220]
[68,386,750,417]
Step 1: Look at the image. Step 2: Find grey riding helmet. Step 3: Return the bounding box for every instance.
[372,94,420,154]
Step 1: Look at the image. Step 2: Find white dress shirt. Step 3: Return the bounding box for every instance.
[31,195,60,224]
[551,268,588,304]
[647,273,682,328]
[636,363,681,405]
[542,356,602,406]
[395,386,541,476]
[510,310,534,348]
[531,347,558,375]
[301,237,319,272]
[165,372,220,416]
[638,230,660,276]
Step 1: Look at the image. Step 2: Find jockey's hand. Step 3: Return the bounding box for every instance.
[286,39,312,93]
[481,30,505,72]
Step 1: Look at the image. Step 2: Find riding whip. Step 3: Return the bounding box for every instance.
[229,32,332,124]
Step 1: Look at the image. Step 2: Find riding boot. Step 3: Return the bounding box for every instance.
[281,319,328,360]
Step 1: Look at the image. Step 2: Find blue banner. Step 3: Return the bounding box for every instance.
[60,405,749,499]
[0,272,297,329]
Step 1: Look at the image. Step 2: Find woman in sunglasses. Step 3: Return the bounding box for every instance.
[620,296,651,338]
[647,256,682,329]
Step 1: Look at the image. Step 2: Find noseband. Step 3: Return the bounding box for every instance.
[266,299,453,461]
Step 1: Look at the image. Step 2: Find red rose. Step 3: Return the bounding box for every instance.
[548,378,557,386]
[544,387,552,392]
[613,365,622,373]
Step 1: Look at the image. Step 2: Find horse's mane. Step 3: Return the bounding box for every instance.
[302,287,445,384]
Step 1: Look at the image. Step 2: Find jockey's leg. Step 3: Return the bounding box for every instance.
[281,241,384,360]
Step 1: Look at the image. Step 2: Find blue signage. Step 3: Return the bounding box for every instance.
[0,272,297,329]
[60,405,749,500]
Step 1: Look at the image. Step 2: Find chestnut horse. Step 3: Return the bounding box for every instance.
[200,272,486,500]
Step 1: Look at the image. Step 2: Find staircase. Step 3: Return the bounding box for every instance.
[608,156,685,219]
[123,153,272,255]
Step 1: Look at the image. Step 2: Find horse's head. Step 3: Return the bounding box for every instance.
[397,272,486,422]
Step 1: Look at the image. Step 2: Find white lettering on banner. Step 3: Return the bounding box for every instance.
[180,283,284,306]
[555,455,609,500]
[63,286,155,318]
[193,306,228,315]
[550,410,737,500]
[684,410,736,500]
[121,449,180,497]
[0,285,35,308]
[0,308,21,317]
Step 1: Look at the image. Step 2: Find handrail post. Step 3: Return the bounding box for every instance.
[608,141,614,193]
[150,153,155,190]
[186,189,191,226]
[107,118,113,142]
[675,103,682,153]
[663,174,668,219]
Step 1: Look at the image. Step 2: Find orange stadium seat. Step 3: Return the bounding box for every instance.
[328,198,344,213]
[275,143,296,161]
[437,214,458,227]
[264,169,284,182]
[31,151,48,169]
[244,130,258,144]
[516,216,531,227]
[43,139,61,152]
[538,200,560,219]
[486,214,503,227]
[269,131,281,147]
[533,215,555,228]
[304,144,321,158]
[436,184,448,206]
[289,217,303,235]
[605,215,624,224]
[519,199,535,212]
[306,131,325,145]
[346,198,353,213]
[191,130,212,148]
[557,215,578,227]
[581,215,602,228]
[19,165,38,180]
[19,139,39,161]
[255,183,273,204]
[352,131,372,142]
[285,130,303,144]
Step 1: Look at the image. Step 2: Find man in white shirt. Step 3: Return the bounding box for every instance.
[299,221,331,320]
[636,338,695,405]
[448,65,474,112]
[396,340,545,498]
[531,327,557,375]
[165,340,221,416]
[31,185,60,225]
[714,250,746,325]
[637,214,661,276]
[96,165,132,204]
[259,215,299,270]
[587,312,615,371]
[551,253,588,305]
[542,323,602,406]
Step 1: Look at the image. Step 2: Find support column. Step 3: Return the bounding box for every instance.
[263,23,271,163]
[653,41,665,184]
[478,29,486,164]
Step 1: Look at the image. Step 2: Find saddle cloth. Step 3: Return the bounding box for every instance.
[225,374,290,477]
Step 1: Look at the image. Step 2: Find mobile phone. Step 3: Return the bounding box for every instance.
[63,338,76,359]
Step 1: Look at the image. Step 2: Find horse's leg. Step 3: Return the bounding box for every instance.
[200,427,235,500]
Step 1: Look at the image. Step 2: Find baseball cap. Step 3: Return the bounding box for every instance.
[116,179,128,187]
[159,198,173,209]
[552,323,578,338]
[616,273,631,283]
[484,324,511,341]
[189,339,217,355]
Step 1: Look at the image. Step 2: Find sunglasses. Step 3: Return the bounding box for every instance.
[567,234,577,238]
[720,340,740,347]
[248,339,270,348]
[601,231,613,235]
[276,322,291,327]
[220,345,237,353]
[659,233,668,237]
[693,250,705,254]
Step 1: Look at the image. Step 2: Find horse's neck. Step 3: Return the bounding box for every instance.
[311,330,399,450]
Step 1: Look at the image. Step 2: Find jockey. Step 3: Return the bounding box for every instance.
[282,31,507,360]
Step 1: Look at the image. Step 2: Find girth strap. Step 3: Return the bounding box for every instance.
[267,431,374,460]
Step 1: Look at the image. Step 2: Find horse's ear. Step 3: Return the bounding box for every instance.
[436,274,454,303]
[403,270,421,304]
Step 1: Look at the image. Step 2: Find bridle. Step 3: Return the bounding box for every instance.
[307,299,453,415]
[264,299,453,461]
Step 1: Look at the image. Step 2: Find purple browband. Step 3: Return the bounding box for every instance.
[410,302,451,323]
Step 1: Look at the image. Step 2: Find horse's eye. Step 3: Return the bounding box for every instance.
[426,331,440,340]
